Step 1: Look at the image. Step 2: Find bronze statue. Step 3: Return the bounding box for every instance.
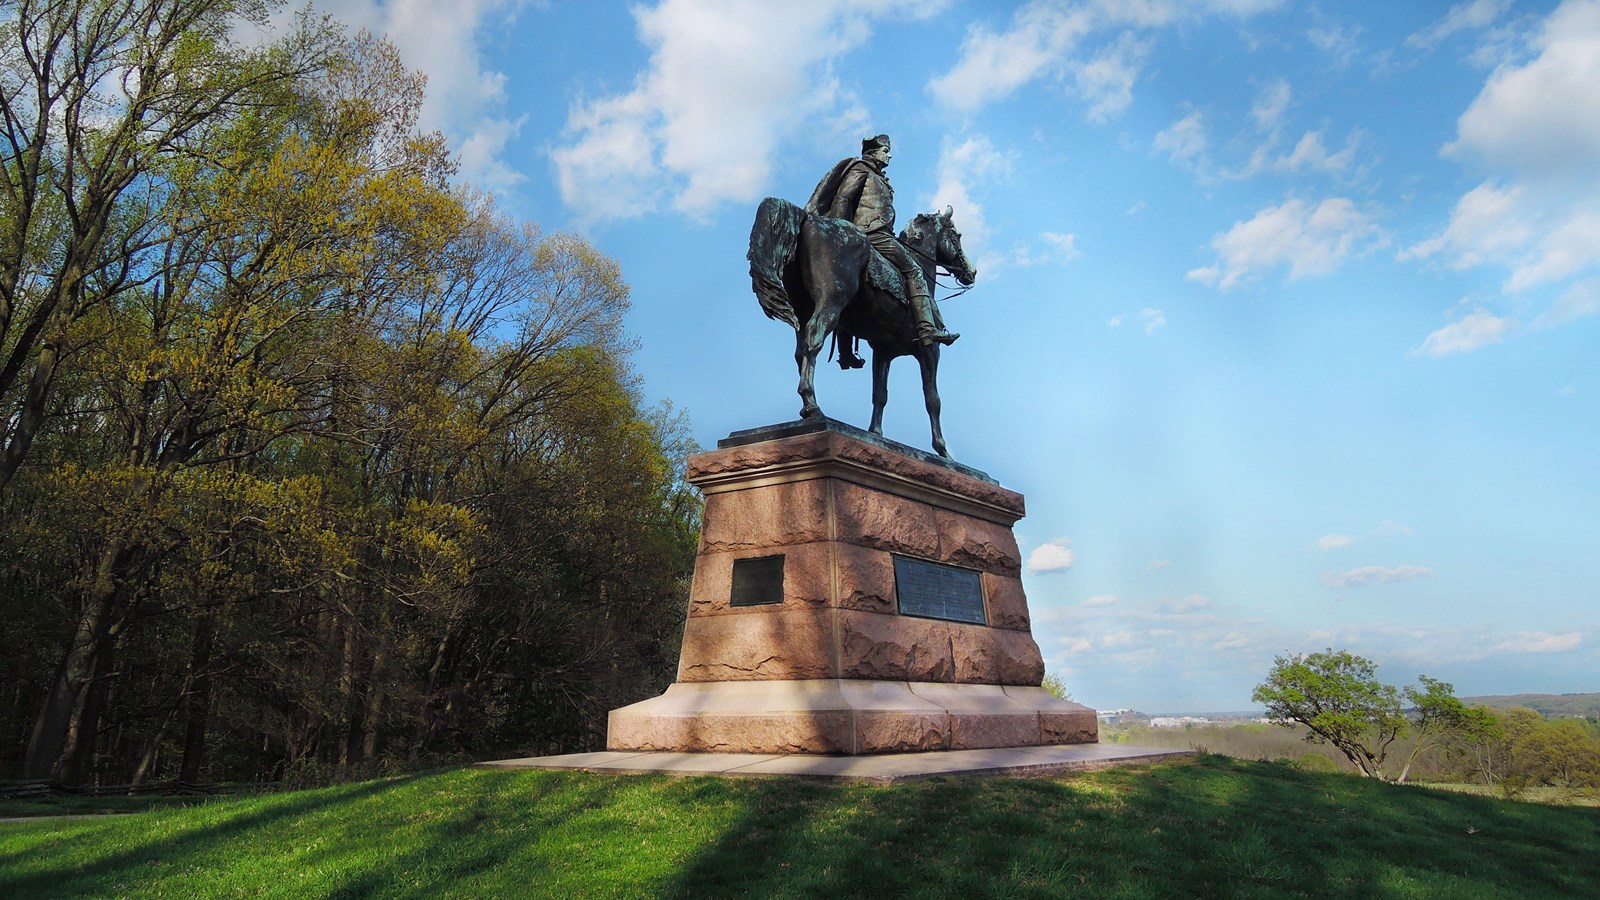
[806,134,958,368]
[748,135,977,458]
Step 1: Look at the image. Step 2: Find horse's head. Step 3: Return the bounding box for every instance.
[907,206,978,286]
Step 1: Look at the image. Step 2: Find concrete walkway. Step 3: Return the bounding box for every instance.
[478,743,1192,784]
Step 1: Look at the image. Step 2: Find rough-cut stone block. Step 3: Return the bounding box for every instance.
[952,626,1045,685]
[833,542,897,614]
[1002,686,1099,745]
[854,712,951,753]
[935,510,1023,576]
[608,711,852,754]
[837,610,954,682]
[688,543,834,617]
[677,610,835,681]
[948,713,1042,750]
[687,427,1025,524]
[699,480,829,552]
[983,574,1032,631]
[1040,711,1098,744]
[832,481,939,557]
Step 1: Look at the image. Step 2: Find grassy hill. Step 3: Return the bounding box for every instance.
[1463,692,1600,718]
[3,756,1597,898]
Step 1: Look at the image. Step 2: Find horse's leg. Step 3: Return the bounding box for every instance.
[917,344,949,458]
[793,323,819,419]
[798,299,845,418]
[868,345,891,435]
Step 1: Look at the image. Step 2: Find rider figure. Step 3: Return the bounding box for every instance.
[806,134,958,368]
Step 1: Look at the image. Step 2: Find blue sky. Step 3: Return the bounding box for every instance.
[299,0,1597,712]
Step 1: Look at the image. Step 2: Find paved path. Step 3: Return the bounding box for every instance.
[478,743,1192,784]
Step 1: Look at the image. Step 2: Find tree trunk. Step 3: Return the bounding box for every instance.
[60,630,117,784]
[178,610,218,784]
[23,561,121,779]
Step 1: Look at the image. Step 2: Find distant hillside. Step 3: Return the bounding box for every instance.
[1464,692,1600,717]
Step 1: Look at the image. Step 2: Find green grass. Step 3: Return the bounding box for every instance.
[2,756,1597,898]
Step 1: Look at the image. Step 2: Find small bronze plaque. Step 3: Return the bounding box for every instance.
[730,555,785,607]
[894,555,986,625]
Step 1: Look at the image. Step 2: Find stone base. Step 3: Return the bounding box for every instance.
[607,679,1097,755]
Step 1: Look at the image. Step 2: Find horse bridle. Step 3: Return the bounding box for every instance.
[904,217,975,301]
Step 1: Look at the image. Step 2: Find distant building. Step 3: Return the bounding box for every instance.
[1150,716,1212,728]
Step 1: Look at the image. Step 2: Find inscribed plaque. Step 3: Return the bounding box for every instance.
[730,555,785,606]
[893,555,985,624]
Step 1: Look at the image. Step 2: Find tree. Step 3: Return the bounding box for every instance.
[1041,672,1076,702]
[1252,650,1405,779]
[1393,675,1499,784]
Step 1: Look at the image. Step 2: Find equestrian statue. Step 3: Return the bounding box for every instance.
[747,134,977,458]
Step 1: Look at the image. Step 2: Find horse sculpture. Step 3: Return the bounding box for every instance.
[747,197,977,458]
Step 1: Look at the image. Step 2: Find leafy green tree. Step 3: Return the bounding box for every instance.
[1393,675,1500,784]
[1041,672,1076,702]
[1252,650,1405,779]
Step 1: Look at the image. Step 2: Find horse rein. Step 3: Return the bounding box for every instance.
[903,220,975,301]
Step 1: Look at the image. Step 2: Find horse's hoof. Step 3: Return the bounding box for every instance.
[800,405,823,419]
[934,443,951,458]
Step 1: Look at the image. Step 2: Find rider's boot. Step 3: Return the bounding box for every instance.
[910,285,958,347]
[837,336,866,369]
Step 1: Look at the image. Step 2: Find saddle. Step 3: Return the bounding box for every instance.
[807,214,909,307]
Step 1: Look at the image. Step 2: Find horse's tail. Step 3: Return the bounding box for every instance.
[748,196,803,329]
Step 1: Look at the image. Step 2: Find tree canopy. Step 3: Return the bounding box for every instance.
[0,0,699,786]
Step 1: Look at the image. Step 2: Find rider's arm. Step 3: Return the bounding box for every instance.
[828,165,867,222]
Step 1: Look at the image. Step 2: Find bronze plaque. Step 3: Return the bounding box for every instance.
[893,555,985,624]
[730,555,785,606]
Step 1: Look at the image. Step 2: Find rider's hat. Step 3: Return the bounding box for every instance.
[862,133,891,154]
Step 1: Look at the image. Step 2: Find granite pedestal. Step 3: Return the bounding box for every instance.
[608,419,1097,755]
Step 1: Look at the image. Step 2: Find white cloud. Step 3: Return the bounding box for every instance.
[1533,278,1600,327]
[1251,79,1291,132]
[1106,315,1124,327]
[1083,594,1119,607]
[1275,130,1359,175]
[1321,564,1435,589]
[1069,32,1151,122]
[1446,1,1600,178]
[1101,630,1138,648]
[1139,308,1166,334]
[1213,632,1250,650]
[1306,21,1360,67]
[1491,631,1583,653]
[1407,1,1600,295]
[1315,533,1353,550]
[272,0,530,193]
[1375,520,1413,536]
[928,135,1011,274]
[1041,231,1082,260]
[1161,593,1212,614]
[927,0,1278,116]
[1027,537,1075,574]
[1148,559,1171,571]
[1407,0,1513,49]
[926,1,1095,112]
[552,0,939,222]
[1188,197,1383,290]
[1399,181,1532,269]
[1062,637,1094,654]
[1413,309,1516,357]
[1154,110,1207,169]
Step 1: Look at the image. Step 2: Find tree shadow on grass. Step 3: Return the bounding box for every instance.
[658,756,1600,899]
[0,773,434,898]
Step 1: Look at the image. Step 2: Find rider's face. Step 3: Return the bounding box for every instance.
[867,144,891,168]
